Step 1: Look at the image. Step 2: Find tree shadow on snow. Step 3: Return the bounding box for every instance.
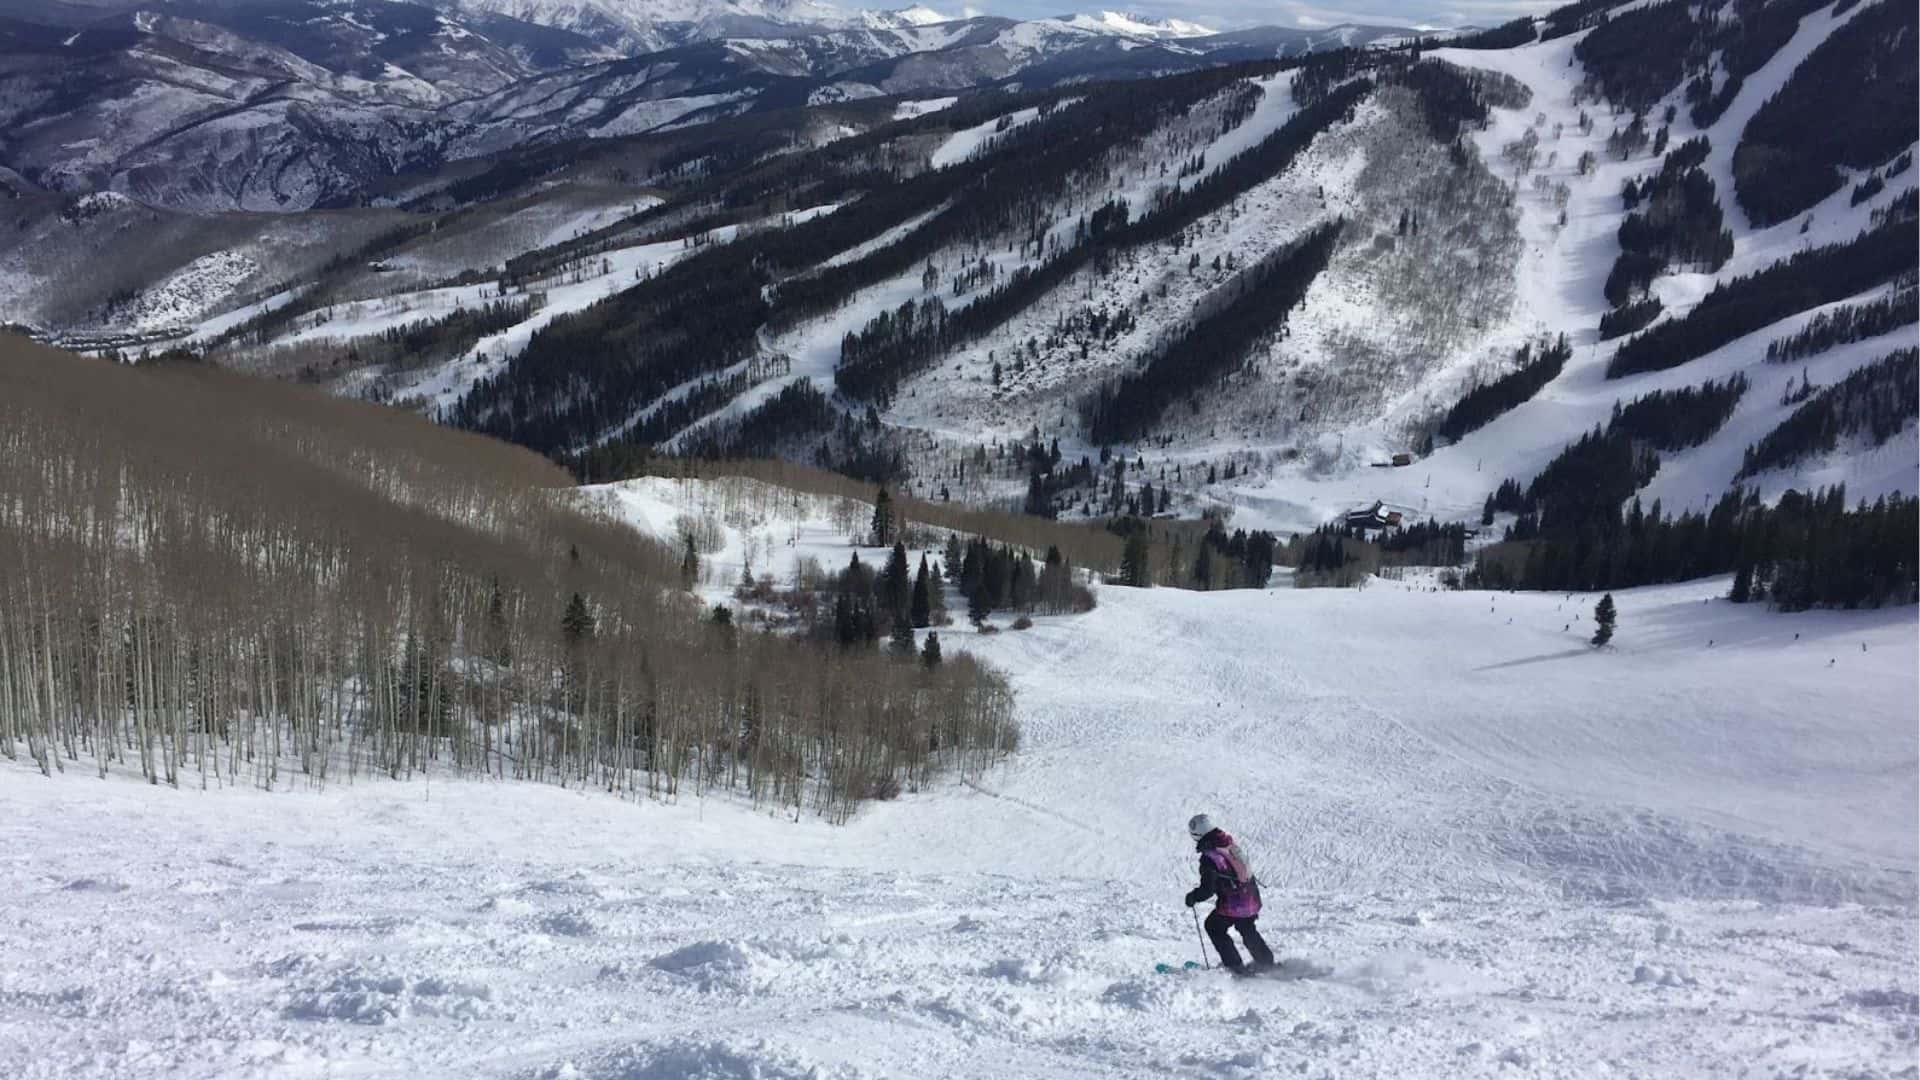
[1472,648,1593,672]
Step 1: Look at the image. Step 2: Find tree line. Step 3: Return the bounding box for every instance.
[1436,335,1570,444]
[1727,487,1917,611]
[1486,373,1748,538]
[1732,0,1917,228]
[1740,348,1917,478]
[1765,284,1917,364]
[1475,482,1917,608]
[1606,137,1732,308]
[1285,518,1466,587]
[1080,221,1344,444]
[1607,214,1917,378]
[832,75,1373,406]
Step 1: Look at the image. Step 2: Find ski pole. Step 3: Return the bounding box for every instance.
[1191,907,1210,970]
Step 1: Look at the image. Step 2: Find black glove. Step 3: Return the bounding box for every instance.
[1183,888,1204,907]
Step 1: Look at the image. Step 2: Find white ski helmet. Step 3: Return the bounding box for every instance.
[1187,814,1214,839]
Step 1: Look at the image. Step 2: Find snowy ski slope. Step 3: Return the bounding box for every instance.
[1210,10,1917,535]
[5,476,1910,1079]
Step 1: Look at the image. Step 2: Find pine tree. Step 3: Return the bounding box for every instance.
[890,615,916,658]
[1121,529,1152,587]
[1009,556,1035,611]
[1730,562,1754,603]
[882,542,912,626]
[967,583,991,625]
[680,536,700,590]
[833,591,855,647]
[1591,593,1617,647]
[870,488,896,546]
[928,560,947,619]
[562,591,595,645]
[921,631,942,669]
[1194,542,1214,590]
[1024,472,1054,517]
[911,555,933,628]
[944,534,964,581]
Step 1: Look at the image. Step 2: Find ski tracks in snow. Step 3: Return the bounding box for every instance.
[2,773,1911,1079]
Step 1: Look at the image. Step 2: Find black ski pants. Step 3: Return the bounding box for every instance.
[1204,911,1274,970]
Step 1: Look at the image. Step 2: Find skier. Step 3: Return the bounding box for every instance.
[1183,814,1275,975]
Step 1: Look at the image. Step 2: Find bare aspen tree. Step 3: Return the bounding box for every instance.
[0,337,1024,816]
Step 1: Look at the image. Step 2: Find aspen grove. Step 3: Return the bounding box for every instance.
[0,337,1017,821]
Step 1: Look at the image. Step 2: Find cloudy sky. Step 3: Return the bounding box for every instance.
[960,0,1557,30]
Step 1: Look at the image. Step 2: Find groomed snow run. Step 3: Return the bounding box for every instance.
[1,529,1914,1076]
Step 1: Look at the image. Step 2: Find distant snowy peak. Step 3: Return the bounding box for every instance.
[429,0,1221,49]
[426,0,853,50]
[860,5,967,28]
[1060,10,1215,39]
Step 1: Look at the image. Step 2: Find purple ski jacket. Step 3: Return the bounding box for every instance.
[1184,828,1262,918]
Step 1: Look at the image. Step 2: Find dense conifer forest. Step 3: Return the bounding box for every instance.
[1475,482,1917,607]
[1764,284,1918,364]
[1606,137,1732,307]
[1607,214,1917,378]
[1739,348,1918,478]
[1732,0,1918,227]
[1435,336,1571,444]
[1080,221,1343,444]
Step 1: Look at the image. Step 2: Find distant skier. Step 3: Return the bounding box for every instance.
[1183,814,1274,975]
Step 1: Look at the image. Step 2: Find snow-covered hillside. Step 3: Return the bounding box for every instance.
[367,0,1909,545]
[5,494,1913,1076]
[5,0,1912,558]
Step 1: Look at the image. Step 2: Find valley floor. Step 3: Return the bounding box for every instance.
[2,578,1915,1078]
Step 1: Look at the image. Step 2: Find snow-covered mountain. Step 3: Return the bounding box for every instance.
[5,0,1913,549]
[0,0,1414,211]
[1060,9,1217,38]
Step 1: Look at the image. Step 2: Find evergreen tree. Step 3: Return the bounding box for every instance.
[680,536,700,590]
[882,542,912,627]
[1591,593,1617,647]
[1121,529,1152,587]
[911,556,933,628]
[485,577,511,667]
[562,591,595,645]
[927,560,947,619]
[1193,542,1214,590]
[1024,471,1055,518]
[967,583,991,625]
[890,614,917,658]
[921,631,943,669]
[870,488,896,546]
[1009,556,1035,612]
[397,633,451,731]
[832,591,855,647]
[944,534,964,581]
